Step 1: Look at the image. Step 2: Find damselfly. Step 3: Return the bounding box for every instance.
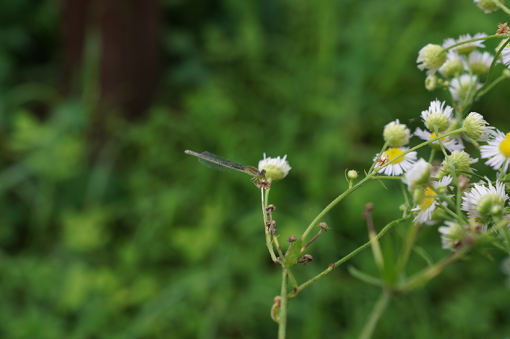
[184,150,267,186]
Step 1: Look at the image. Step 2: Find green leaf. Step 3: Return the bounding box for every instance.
[285,238,303,267]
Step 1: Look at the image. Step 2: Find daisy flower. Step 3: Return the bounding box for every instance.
[449,74,482,103]
[374,147,417,176]
[414,127,464,152]
[421,99,453,132]
[480,130,510,172]
[438,221,465,251]
[412,176,453,224]
[474,0,501,13]
[402,158,431,190]
[439,50,463,78]
[462,112,494,141]
[464,50,494,75]
[442,33,487,55]
[417,44,447,74]
[258,153,291,182]
[461,180,508,221]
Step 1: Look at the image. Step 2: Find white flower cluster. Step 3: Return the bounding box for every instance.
[375,93,508,252]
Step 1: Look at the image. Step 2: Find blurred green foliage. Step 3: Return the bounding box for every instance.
[1,0,510,338]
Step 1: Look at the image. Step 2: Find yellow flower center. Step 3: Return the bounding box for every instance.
[429,132,449,143]
[383,148,404,163]
[499,132,510,157]
[419,186,436,210]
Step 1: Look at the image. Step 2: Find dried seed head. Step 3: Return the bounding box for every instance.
[257,178,271,190]
[287,236,297,242]
[497,22,509,35]
[319,222,329,231]
[298,254,314,266]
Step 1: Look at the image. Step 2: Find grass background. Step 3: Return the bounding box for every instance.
[0,0,510,338]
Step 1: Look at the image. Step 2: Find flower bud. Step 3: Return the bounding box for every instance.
[417,44,447,74]
[258,154,291,182]
[462,112,493,141]
[412,187,425,205]
[425,74,437,91]
[383,119,411,147]
[347,170,358,180]
[437,151,475,178]
[439,51,463,78]
[475,193,505,218]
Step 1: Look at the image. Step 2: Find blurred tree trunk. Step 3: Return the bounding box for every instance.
[62,0,161,119]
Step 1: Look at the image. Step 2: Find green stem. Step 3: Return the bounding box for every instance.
[371,176,403,180]
[369,141,389,174]
[300,175,372,241]
[443,34,510,53]
[300,129,465,243]
[458,170,485,181]
[396,221,421,272]
[278,269,288,339]
[436,203,460,221]
[477,74,508,97]
[492,0,510,15]
[428,148,436,163]
[400,245,469,291]
[282,264,299,291]
[289,217,409,298]
[435,127,462,218]
[476,38,510,97]
[501,228,510,258]
[262,188,277,262]
[358,290,392,339]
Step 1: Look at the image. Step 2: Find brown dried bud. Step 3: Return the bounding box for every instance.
[270,296,281,323]
[257,179,271,190]
[318,222,329,231]
[361,203,374,219]
[287,236,297,242]
[266,204,277,212]
[497,22,509,35]
[297,254,314,266]
[265,220,276,231]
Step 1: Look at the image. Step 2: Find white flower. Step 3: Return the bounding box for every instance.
[464,50,494,75]
[402,158,431,189]
[374,147,417,176]
[480,130,510,172]
[412,176,453,224]
[442,33,488,54]
[461,180,508,219]
[439,50,464,78]
[474,0,501,13]
[462,112,494,141]
[414,127,464,152]
[438,221,465,251]
[421,99,453,132]
[258,153,291,182]
[449,74,482,103]
[502,46,510,67]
